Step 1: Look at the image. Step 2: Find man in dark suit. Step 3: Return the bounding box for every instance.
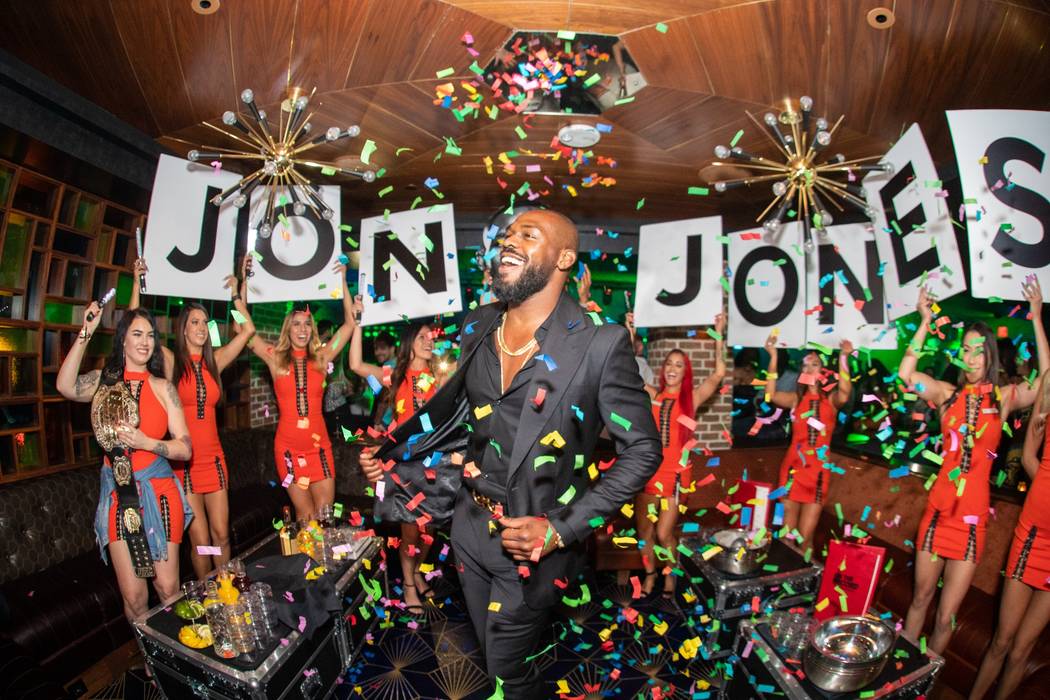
[360,209,661,697]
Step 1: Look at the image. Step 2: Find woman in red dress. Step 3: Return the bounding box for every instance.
[349,300,454,613]
[764,335,853,549]
[58,306,193,622]
[249,263,355,520]
[901,280,1048,655]
[632,313,726,599]
[131,257,255,578]
[971,371,1050,698]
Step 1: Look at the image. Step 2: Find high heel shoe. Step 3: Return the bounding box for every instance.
[641,571,659,597]
[402,582,425,615]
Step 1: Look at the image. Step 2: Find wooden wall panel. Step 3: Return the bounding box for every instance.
[635,95,762,151]
[602,87,712,134]
[343,0,449,88]
[407,4,510,80]
[687,3,776,104]
[823,0,895,133]
[168,0,238,126]
[288,0,374,93]
[622,18,712,92]
[225,0,301,108]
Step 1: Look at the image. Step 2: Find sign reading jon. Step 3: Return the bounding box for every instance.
[358,206,462,325]
[947,109,1050,301]
[144,154,342,302]
[633,216,723,328]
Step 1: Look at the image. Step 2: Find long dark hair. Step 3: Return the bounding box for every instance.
[796,350,836,402]
[172,302,222,397]
[100,308,166,385]
[389,322,436,397]
[943,321,1001,413]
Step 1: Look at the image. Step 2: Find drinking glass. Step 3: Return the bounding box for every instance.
[247,582,279,645]
[205,601,237,659]
[225,602,256,655]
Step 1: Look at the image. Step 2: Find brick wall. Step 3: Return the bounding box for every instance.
[645,326,732,451]
[248,303,288,428]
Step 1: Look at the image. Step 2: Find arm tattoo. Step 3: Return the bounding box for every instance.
[163,380,183,408]
[75,370,100,397]
[154,441,170,458]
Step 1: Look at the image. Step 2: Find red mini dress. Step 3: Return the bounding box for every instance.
[274,349,335,486]
[392,368,437,424]
[106,370,185,544]
[173,355,228,494]
[918,385,1002,563]
[644,390,688,497]
[1007,425,1050,590]
[778,393,836,504]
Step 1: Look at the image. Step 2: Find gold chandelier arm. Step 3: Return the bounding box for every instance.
[754,182,797,223]
[711,161,792,174]
[813,176,870,210]
[812,181,850,212]
[784,98,801,159]
[289,110,316,147]
[287,169,326,218]
[746,111,792,161]
[202,121,269,152]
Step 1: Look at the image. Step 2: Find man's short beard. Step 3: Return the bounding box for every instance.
[491,258,554,306]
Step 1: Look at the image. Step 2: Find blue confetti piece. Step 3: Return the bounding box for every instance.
[424,177,440,189]
[419,413,433,432]
[577,261,585,279]
[463,321,476,335]
[423,450,443,467]
[535,354,558,371]
[706,456,720,467]
[888,465,910,479]
[595,122,613,133]
[740,507,752,527]
[366,374,383,395]
[338,254,349,264]
[773,502,785,526]
[571,404,584,421]
[768,485,788,500]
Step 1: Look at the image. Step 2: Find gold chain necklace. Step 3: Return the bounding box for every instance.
[496,313,537,356]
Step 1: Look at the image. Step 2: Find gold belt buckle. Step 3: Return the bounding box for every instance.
[471,489,502,516]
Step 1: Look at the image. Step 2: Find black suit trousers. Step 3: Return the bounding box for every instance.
[450,487,552,698]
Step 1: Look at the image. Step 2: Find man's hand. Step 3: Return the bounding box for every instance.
[359,447,383,483]
[498,516,559,561]
[575,264,591,306]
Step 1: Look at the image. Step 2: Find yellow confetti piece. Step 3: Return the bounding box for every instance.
[556,680,570,694]
[487,601,502,613]
[541,430,566,448]
[815,597,830,611]
[702,546,723,560]
[474,404,493,419]
[296,476,311,490]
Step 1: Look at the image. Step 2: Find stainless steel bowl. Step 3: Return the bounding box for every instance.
[709,528,769,575]
[803,616,896,692]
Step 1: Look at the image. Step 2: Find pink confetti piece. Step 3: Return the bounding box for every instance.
[284,591,295,603]
[297,615,307,633]
[742,640,754,658]
[280,637,290,647]
[963,515,980,525]
[211,160,222,175]
[282,473,294,488]
[196,545,222,556]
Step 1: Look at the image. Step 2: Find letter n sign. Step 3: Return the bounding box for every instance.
[358,205,463,325]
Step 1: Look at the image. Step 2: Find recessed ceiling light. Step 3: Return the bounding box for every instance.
[557,124,601,148]
[867,7,894,29]
[192,0,220,15]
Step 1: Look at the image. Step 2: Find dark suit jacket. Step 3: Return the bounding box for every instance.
[375,292,662,608]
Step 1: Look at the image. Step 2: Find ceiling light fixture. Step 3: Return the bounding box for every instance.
[557,123,601,148]
[186,88,375,239]
[710,96,891,251]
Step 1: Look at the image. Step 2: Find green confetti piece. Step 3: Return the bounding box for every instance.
[339,224,353,232]
[377,185,394,198]
[588,516,604,528]
[534,455,556,469]
[410,196,422,209]
[557,485,577,504]
[278,214,289,228]
[610,412,632,431]
[320,166,337,176]
[469,60,485,75]
[341,425,356,442]
[636,198,645,210]
[614,96,635,105]
[655,22,669,33]
[583,73,602,88]
[345,237,359,249]
[207,319,221,347]
[688,186,710,195]
[435,67,455,79]
[230,309,247,324]
[730,129,744,147]
[514,125,527,140]
[706,328,723,341]
[360,139,377,165]
[556,30,577,40]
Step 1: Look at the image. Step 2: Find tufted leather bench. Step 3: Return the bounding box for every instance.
[0,426,372,691]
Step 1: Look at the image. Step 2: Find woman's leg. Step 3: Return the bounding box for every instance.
[634,493,659,595]
[929,558,978,654]
[904,549,946,641]
[797,502,822,550]
[413,527,436,597]
[108,541,152,621]
[152,543,182,604]
[970,577,1033,700]
[287,483,316,521]
[204,489,231,570]
[184,491,212,580]
[781,500,801,540]
[400,522,423,610]
[654,495,680,596]
[309,477,335,514]
[995,589,1050,699]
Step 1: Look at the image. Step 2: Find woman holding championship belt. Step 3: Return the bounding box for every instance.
[900,278,1048,655]
[130,255,256,579]
[248,262,355,520]
[58,305,193,623]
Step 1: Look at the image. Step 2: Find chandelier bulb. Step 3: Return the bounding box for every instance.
[763,112,778,127]
[819,209,833,226]
[240,88,255,104]
[258,221,272,239]
[714,181,727,193]
[233,194,248,208]
[222,111,237,126]
[763,218,782,235]
[325,127,342,142]
[362,170,376,183]
[815,131,832,147]
[864,206,878,221]
[321,208,335,221]
[879,162,895,175]
[346,125,361,138]
[293,201,307,216]
[258,109,267,121]
[713,144,730,159]
[209,194,223,206]
[815,117,829,131]
[187,150,200,162]
[799,95,813,111]
[803,237,815,253]
[772,181,787,196]
[294,96,309,111]
[302,122,312,133]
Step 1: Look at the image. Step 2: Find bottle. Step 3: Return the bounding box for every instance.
[296,519,315,559]
[279,506,298,556]
[231,558,251,593]
[217,572,240,604]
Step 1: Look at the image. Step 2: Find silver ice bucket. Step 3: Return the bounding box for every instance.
[803,615,896,692]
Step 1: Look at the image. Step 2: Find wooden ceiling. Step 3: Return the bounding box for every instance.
[2,0,1049,223]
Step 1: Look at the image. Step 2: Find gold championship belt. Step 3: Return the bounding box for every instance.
[92,379,154,578]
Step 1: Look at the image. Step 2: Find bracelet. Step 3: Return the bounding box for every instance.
[231,294,242,302]
[78,328,92,341]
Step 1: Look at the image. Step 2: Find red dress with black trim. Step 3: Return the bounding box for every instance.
[392,368,437,424]
[917,384,1002,563]
[106,370,185,544]
[173,354,228,494]
[644,390,687,497]
[1006,424,1050,590]
[778,392,836,504]
[274,349,335,485]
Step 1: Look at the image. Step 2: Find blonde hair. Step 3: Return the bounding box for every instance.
[274,310,325,373]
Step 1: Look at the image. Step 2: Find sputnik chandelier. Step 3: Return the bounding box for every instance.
[711,96,892,250]
[187,88,375,239]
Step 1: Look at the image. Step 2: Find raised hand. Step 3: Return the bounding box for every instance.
[916,286,934,323]
[575,263,592,305]
[240,253,254,279]
[1023,275,1043,316]
[133,258,148,275]
[764,331,779,355]
[82,301,103,337]
[840,338,854,356]
[714,312,726,336]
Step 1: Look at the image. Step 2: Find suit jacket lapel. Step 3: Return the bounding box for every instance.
[505,295,594,488]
